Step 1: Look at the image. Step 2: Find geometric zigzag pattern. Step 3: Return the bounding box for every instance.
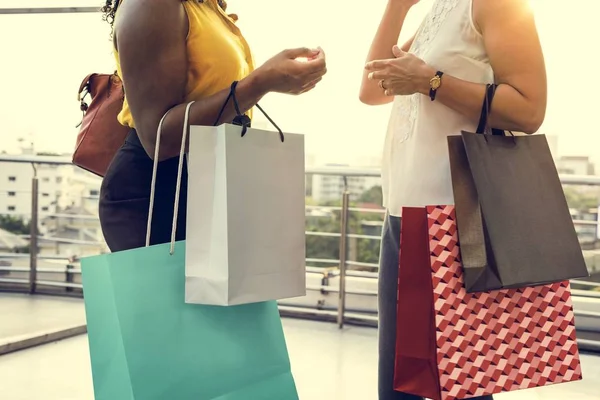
[427,205,583,400]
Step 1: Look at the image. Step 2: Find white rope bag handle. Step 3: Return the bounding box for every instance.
[145,101,195,254]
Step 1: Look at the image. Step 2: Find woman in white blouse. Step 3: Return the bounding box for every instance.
[359,0,547,399]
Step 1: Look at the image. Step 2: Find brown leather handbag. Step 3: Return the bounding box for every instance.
[73,73,129,177]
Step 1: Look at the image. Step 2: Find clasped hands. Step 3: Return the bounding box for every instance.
[365,45,435,97]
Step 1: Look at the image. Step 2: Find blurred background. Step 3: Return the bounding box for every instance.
[1,0,599,289]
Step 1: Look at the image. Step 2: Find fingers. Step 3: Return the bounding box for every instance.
[301,85,317,94]
[299,77,322,95]
[365,47,405,70]
[304,68,327,83]
[292,74,323,95]
[300,55,327,74]
[288,74,323,96]
[384,86,396,96]
[381,80,405,97]
[307,46,326,61]
[372,78,398,97]
[392,45,405,58]
[315,47,326,60]
[367,70,391,81]
[280,46,327,95]
[365,60,389,71]
[302,76,323,91]
[285,47,320,59]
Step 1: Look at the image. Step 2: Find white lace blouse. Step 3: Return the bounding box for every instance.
[381,0,494,216]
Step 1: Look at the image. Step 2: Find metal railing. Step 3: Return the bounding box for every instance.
[1,155,600,352]
[0,7,100,15]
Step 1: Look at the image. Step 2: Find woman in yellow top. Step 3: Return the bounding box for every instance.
[99,0,327,252]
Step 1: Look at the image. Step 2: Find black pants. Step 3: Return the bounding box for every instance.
[378,214,493,400]
[99,130,188,252]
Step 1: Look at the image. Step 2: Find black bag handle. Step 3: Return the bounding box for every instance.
[213,81,284,142]
[476,84,504,136]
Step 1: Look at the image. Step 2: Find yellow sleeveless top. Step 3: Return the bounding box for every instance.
[114,0,254,128]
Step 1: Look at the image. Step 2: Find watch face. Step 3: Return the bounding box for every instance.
[430,76,441,90]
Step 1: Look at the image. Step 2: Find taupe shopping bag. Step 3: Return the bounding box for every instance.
[448,84,588,292]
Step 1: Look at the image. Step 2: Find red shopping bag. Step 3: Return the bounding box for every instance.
[393,206,583,400]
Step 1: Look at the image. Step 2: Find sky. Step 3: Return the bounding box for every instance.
[0,0,597,166]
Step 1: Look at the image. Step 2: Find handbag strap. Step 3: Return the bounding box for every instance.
[145,101,195,253]
[476,84,504,136]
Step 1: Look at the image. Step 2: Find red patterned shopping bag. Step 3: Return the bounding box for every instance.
[394,206,583,400]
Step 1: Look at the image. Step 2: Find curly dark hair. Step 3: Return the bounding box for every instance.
[101,0,120,26]
[102,0,227,26]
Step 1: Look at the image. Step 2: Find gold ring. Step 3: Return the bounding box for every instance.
[378,80,385,90]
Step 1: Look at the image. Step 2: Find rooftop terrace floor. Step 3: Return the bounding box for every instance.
[0,294,598,400]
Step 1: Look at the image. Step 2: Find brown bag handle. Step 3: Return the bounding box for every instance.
[77,72,122,101]
[77,73,96,101]
[475,84,505,135]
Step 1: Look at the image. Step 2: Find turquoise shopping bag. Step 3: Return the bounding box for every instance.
[82,240,299,400]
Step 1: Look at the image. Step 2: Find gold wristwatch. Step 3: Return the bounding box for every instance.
[429,71,444,101]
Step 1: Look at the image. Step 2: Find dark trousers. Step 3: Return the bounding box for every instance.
[378,214,493,400]
[99,130,188,252]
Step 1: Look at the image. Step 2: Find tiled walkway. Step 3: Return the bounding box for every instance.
[0,293,84,343]
[0,294,598,399]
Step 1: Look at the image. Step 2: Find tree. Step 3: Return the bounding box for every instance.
[305,198,383,270]
[306,215,340,266]
[358,185,383,205]
[563,187,599,211]
[0,216,34,253]
[0,215,30,235]
[356,235,381,266]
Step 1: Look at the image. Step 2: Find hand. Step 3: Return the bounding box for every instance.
[365,45,434,96]
[255,47,327,95]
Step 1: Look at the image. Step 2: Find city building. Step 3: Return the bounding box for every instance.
[0,155,101,221]
[40,205,106,257]
[0,152,104,257]
[557,155,596,176]
[1,158,66,218]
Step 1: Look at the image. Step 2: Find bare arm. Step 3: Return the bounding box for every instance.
[419,0,547,133]
[115,0,266,160]
[359,1,416,106]
[116,0,326,161]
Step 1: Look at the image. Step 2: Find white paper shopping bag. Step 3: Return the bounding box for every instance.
[185,123,306,306]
